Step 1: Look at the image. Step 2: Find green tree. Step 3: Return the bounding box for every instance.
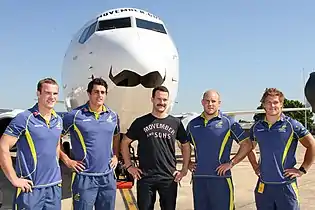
[253,98,314,129]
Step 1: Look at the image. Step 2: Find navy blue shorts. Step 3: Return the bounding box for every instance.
[71,172,116,210]
[193,177,235,210]
[255,179,300,210]
[13,184,62,210]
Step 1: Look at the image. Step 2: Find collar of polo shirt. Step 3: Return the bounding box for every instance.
[200,110,223,126]
[83,102,107,113]
[31,103,57,118]
[263,113,286,128]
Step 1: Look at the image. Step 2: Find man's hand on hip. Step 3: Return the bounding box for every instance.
[284,168,304,179]
[216,162,233,176]
[173,168,188,183]
[110,155,118,169]
[65,159,85,173]
[12,178,33,193]
[127,166,143,180]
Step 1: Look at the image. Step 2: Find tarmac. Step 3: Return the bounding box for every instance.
[1,142,315,209]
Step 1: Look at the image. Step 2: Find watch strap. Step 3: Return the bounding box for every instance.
[299,166,307,174]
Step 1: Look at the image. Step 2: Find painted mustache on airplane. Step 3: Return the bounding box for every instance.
[109,66,166,88]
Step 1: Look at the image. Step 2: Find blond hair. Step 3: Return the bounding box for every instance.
[260,88,284,104]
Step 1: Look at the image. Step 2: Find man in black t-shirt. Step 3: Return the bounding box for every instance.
[121,86,191,210]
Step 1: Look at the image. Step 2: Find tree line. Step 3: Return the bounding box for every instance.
[239,98,314,132]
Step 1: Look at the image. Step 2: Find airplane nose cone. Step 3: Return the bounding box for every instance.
[127,31,175,75]
[99,30,176,88]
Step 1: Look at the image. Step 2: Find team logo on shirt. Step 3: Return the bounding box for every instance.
[278,124,287,132]
[73,193,80,201]
[107,114,113,122]
[215,121,223,128]
[56,121,62,129]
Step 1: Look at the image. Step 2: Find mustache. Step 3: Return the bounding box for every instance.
[157,104,166,107]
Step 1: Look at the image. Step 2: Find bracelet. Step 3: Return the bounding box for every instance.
[125,165,132,170]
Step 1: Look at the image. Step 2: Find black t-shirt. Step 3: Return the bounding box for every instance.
[125,113,188,180]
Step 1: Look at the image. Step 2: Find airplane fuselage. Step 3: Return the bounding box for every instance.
[62,8,179,133]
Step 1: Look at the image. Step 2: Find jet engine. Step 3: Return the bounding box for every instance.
[305,72,315,113]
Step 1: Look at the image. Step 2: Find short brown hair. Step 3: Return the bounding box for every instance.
[37,78,58,92]
[152,86,169,98]
[87,78,108,94]
[260,88,284,104]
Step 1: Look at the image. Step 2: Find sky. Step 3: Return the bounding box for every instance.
[1,1,315,120]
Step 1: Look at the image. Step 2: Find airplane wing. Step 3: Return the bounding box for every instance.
[0,109,13,114]
[222,107,311,115]
[56,100,65,104]
[174,107,312,129]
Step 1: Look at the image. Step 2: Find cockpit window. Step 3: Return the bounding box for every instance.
[78,21,97,44]
[97,17,131,31]
[135,18,167,34]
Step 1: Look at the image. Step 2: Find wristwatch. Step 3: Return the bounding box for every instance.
[229,159,236,167]
[298,166,307,174]
[125,164,133,170]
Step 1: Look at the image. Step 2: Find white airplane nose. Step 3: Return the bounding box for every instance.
[98,30,175,88]
[62,8,179,133]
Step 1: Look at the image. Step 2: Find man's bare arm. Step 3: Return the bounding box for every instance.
[58,137,85,172]
[231,138,252,165]
[120,135,133,167]
[284,133,315,179]
[109,134,120,169]
[113,134,120,157]
[247,142,259,166]
[216,138,252,176]
[56,140,60,159]
[0,134,19,184]
[180,142,191,171]
[247,141,260,175]
[0,134,33,192]
[299,133,315,171]
[121,135,142,180]
[173,141,191,182]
